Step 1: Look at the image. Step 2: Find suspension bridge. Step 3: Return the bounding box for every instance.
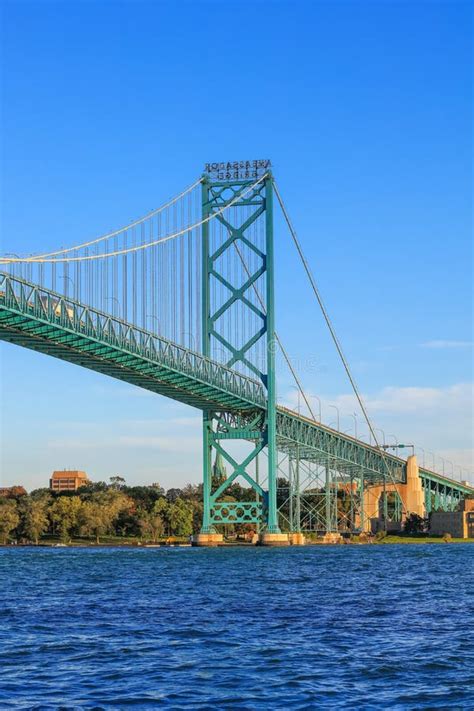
[1,160,472,544]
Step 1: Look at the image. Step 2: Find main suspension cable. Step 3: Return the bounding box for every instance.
[273,180,405,515]
[1,176,267,264]
[2,178,203,262]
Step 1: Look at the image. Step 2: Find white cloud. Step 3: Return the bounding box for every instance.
[282,382,473,416]
[420,340,473,349]
[335,382,473,415]
[281,382,474,477]
[116,435,201,452]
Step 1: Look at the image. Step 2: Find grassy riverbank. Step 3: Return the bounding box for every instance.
[373,534,474,544]
[3,533,474,547]
[3,535,190,547]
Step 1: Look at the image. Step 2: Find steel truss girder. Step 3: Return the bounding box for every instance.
[276,408,405,482]
[0,272,265,413]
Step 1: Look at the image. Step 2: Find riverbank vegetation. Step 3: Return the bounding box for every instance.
[0,478,201,545]
[1,479,472,546]
[0,476,264,545]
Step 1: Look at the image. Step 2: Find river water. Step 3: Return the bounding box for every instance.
[1,545,473,709]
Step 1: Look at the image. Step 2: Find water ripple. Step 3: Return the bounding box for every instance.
[0,545,473,709]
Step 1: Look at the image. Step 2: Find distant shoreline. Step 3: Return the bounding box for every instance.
[2,536,473,548]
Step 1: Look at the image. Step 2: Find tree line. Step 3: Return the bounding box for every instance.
[0,478,204,544]
[0,475,261,545]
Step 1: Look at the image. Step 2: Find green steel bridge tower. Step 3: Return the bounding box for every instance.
[198,165,283,544]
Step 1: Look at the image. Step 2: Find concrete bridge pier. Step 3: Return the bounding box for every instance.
[259,532,290,546]
[362,455,425,532]
[193,532,224,546]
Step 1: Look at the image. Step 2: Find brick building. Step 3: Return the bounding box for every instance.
[50,470,90,492]
[430,499,474,539]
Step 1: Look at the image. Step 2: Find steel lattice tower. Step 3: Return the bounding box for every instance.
[199,163,282,541]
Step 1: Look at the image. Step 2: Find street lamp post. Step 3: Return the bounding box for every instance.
[291,385,302,415]
[374,428,386,447]
[146,315,161,335]
[60,275,75,298]
[350,413,358,439]
[106,297,121,318]
[427,451,435,470]
[329,405,340,431]
[439,457,446,476]
[417,447,426,467]
[180,330,197,350]
[310,393,322,422]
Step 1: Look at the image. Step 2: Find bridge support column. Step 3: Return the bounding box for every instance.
[359,475,366,532]
[199,168,284,541]
[363,486,383,532]
[193,533,224,546]
[200,412,213,535]
[400,455,425,519]
[287,452,304,545]
[325,462,333,533]
[264,174,281,536]
[260,532,290,546]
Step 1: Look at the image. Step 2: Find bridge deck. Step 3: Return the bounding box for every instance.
[1,272,472,494]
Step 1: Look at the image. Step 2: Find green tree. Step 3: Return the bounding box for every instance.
[153,497,170,535]
[168,498,193,537]
[22,499,50,544]
[78,481,109,495]
[122,485,164,512]
[166,487,183,503]
[138,507,164,543]
[110,475,126,490]
[0,500,20,544]
[29,488,53,501]
[79,491,131,543]
[80,501,112,544]
[404,513,428,534]
[150,482,165,495]
[191,499,203,535]
[50,496,82,542]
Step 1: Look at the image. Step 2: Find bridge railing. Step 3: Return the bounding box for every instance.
[419,468,474,495]
[0,272,267,409]
[276,406,406,481]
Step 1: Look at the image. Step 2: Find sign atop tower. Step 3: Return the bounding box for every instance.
[204,160,271,181]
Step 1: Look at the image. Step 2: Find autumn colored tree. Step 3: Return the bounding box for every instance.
[0,486,27,499]
[21,499,50,544]
[151,497,169,535]
[137,508,164,543]
[0,500,20,544]
[79,490,133,544]
[50,496,82,543]
[79,491,132,543]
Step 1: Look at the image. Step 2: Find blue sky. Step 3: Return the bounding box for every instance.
[1,0,472,489]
